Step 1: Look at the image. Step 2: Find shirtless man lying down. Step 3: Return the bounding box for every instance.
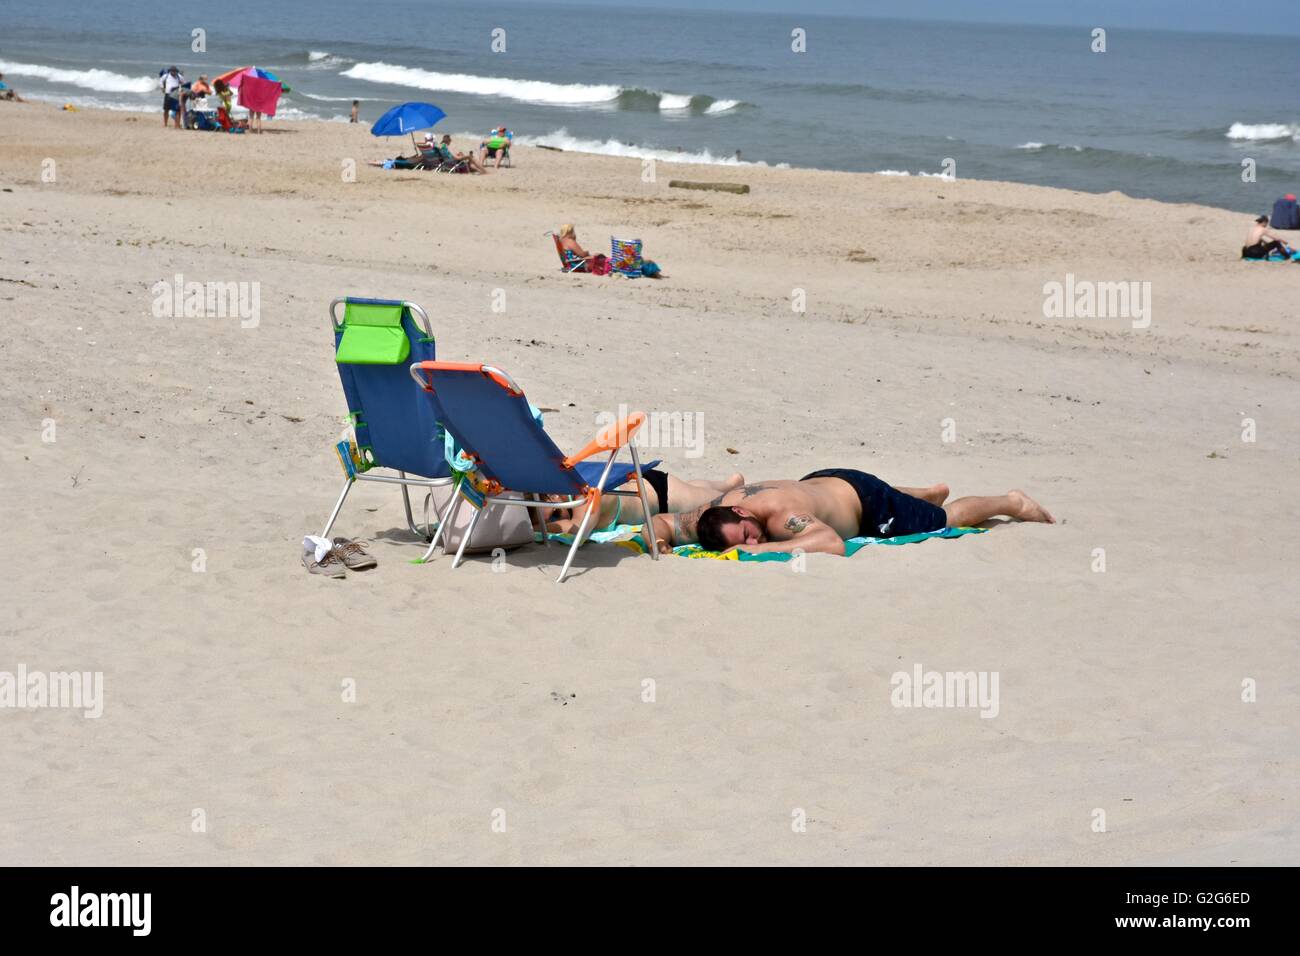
[651,468,1054,555]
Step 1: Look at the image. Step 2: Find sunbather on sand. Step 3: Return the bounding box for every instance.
[1242,214,1296,260]
[650,469,1054,555]
[544,469,746,536]
[438,135,488,173]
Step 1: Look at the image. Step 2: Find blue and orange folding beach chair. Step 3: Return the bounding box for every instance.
[407,361,660,582]
[319,297,454,541]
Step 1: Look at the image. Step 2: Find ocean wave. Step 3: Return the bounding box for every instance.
[874,169,947,178]
[1226,122,1299,142]
[295,91,376,102]
[0,59,156,94]
[1018,142,1084,152]
[340,60,744,112]
[342,61,620,105]
[305,50,352,68]
[23,92,154,113]
[514,129,756,166]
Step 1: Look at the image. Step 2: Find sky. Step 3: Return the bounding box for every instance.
[533,0,1300,37]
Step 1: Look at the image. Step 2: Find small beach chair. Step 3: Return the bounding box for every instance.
[407,361,660,582]
[547,231,592,272]
[320,297,454,542]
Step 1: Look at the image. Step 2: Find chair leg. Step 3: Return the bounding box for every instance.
[418,488,462,563]
[398,472,420,538]
[451,505,485,569]
[320,478,354,539]
[556,499,596,584]
[629,448,658,562]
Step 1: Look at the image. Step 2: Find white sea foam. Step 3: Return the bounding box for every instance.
[705,99,741,114]
[342,61,621,105]
[306,50,351,68]
[658,93,693,111]
[1016,142,1046,151]
[24,92,154,113]
[0,59,156,93]
[1226,122,1299,142]
[874,169,946,177]
[514,128,756,166]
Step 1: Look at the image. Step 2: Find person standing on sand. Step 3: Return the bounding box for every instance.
[1242,214,1297,261]
[651,470,1055,555]
[350,100,360,123]
[160,66,186,128]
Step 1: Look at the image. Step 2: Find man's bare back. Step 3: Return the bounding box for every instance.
[653,471,1052,555]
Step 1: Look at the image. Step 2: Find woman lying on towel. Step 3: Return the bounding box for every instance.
[543,470,745,536]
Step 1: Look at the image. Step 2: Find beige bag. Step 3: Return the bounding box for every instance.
[428,485,536,554]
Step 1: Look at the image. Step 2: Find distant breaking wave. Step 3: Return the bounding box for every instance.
[304,50,353,68]
[341,60,746,112]
[0,59,155,93]
[1226,122,1299,142]
[514,129,757,166]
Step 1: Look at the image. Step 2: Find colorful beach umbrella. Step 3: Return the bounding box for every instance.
[214,65,254,88]
[370,102,447,137]
[215,66,283,88]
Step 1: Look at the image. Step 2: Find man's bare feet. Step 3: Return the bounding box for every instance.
[1007,489,1055,524]
[722,472,745,491]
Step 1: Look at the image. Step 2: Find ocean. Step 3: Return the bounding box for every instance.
[3,0,1299,212]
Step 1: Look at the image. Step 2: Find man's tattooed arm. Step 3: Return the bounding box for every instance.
[784,513,814,535]
[673,509,704,544]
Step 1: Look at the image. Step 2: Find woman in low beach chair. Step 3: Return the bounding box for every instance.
[553,224,609,273]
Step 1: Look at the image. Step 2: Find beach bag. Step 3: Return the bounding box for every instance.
[1271,196,1300,230]
[588,253,609,276]
[610,238,644,277]
[427,485,535,554]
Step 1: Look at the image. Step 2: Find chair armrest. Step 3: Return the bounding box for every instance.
[562,411,646,467]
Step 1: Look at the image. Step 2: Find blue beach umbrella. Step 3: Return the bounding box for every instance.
[370,102,447,137]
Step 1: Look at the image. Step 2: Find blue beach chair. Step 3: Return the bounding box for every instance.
[407,361,661,582]
[319,297,454,541]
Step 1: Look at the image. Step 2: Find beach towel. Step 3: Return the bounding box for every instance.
[545,524,986,560]
[237,74,282,117]
[1243,250,1300,262]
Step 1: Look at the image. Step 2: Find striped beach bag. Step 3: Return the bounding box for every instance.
[610,237,644,277]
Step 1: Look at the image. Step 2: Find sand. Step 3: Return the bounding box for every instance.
[1,102,1297,865]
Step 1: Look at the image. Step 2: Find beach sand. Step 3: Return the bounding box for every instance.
[1,103,1297,865]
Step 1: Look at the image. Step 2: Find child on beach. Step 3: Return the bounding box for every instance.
[0,73,25,102]
[350,100,359,123]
